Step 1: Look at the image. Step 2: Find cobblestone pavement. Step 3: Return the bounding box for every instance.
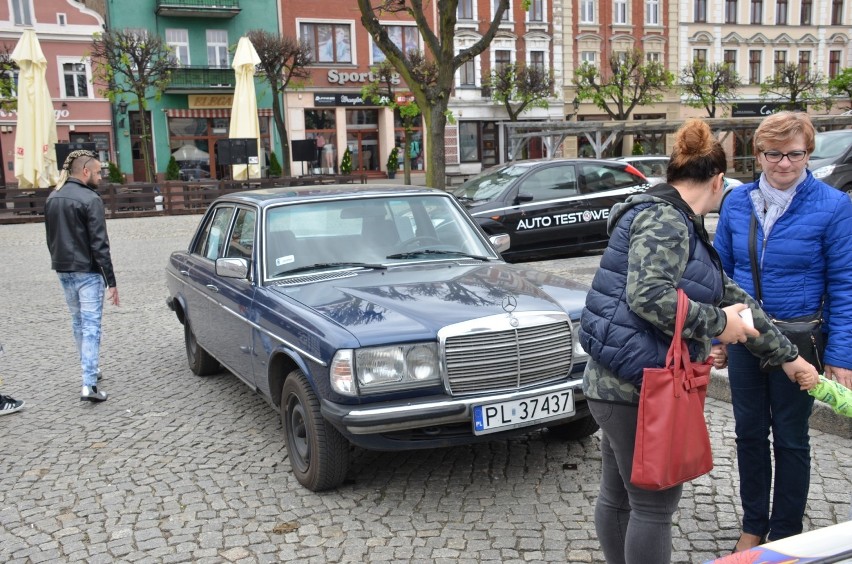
[1,215,850,564]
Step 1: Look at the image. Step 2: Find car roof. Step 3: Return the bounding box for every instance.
[213,184,445,209]
[609,155,669,161]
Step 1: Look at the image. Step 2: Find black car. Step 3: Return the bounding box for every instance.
[810,129,852,197]
[166,185,597,491]
[449,158,649,261]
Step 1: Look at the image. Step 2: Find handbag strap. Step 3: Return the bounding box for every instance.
[749,213,763,305]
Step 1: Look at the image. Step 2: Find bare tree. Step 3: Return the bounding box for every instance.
[357,0,510,189]
[246,29,311,177]
[361,60,422,184]
[489,63,555,122]
[680,61,740,118]
[90,29,173,182]
[760,62,829,112]
[574,49,674,154]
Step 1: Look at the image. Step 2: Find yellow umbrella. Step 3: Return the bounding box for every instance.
[12,28,58,188]
[228,36,261,180]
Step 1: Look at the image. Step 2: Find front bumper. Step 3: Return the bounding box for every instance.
[321,377,586,438]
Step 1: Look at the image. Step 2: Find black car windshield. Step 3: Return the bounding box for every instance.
[449,163,533,202]
[811,131,852,160]
[264,194,496,280]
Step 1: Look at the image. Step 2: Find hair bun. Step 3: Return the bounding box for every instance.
[671,119,715,168]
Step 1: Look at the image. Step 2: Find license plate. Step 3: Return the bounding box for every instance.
[472,389,574,435]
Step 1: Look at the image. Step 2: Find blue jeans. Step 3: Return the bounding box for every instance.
[589,400,683,564]
[728,344,814,540]
[58,272,105,387]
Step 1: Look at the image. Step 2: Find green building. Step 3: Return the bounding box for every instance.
[106,0,279,181]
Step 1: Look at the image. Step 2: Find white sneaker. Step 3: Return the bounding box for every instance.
[80,386,107,402]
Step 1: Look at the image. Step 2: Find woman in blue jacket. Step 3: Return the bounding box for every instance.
[714,111,852,551]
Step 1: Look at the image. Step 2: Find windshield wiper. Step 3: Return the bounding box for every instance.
[273,262,387,277]
[385,250,491,260]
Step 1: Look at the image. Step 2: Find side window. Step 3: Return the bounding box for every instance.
[225,208,257,260]
[582,165,643,193]
[519,165,578,201]
[196,206,235,261]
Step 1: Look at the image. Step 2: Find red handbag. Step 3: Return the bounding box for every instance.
[631,288,714,491]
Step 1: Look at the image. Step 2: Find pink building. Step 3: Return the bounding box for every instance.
[0,1,112,184]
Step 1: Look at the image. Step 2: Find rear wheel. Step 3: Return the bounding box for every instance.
[184,320,219,376]
[547,415,600,440]
[281,369,350,491]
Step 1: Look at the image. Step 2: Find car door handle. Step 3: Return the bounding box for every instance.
[180,270,189,276]
[206,284,219,293]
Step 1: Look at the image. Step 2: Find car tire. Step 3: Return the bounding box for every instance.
[184,320,219,376]
[547,415,600,440]
[281,369,350,491]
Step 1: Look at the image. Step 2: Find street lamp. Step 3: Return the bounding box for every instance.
[117,99,128,128]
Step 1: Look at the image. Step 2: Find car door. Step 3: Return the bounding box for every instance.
[577,162,647,240]
[207,206,258,385]
[183,205,236,355]
[500,163,586,254]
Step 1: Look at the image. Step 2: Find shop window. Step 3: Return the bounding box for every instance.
[394,111,424,171]
[306,110,337,174]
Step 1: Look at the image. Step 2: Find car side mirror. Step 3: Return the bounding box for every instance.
[489,233,511,253]
[516,193,534,203]
[216,257,250,279]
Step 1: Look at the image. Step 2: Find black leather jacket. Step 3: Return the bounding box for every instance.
[44,178,116,287]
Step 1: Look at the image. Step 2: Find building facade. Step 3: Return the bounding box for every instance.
[0,0,111,182]
[280,0,563,178]
[106,0,279,182]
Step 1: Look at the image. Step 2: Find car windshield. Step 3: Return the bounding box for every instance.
[449,163,533,202]
[264,194,495,280]
[811,131,852,160]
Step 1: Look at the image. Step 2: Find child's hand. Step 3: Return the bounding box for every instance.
[794,371,819,391]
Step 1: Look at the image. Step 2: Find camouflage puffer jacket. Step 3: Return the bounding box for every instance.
[580,185,798,404]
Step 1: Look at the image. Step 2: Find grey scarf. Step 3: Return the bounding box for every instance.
[750,170,805,237]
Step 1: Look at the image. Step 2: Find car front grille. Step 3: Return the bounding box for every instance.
[440,313,573,395]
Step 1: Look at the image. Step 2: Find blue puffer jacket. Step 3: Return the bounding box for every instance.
[714,171,852,370]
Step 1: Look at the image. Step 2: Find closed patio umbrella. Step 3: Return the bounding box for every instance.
[228,36,261,180]
[12,28,58,188]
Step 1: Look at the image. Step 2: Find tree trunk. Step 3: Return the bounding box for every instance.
[425,105,448,189]
[136,93,154,182]
[403,129,412,185]
[272,89,291,177]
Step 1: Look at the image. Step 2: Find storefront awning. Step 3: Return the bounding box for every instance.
[165,108,273,118]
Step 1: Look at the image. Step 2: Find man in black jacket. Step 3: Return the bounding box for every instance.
[45,150,120,402]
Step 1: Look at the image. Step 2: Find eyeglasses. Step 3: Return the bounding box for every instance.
[761,150,807,163]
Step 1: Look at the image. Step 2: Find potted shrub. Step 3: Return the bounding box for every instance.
[165,156,181,181]
[268,151,282,177]
[386,147,399,179]
[340,148,353,174]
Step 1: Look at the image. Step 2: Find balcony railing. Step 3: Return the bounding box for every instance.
[166,66,234,92]
[156,0,240,18]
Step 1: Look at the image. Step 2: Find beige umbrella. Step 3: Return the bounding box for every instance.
[228,36,262,180]
[12,28,58,188]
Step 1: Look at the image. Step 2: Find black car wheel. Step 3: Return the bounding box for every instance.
[281,369,350,491]
[547,415,600,440]
[184,320,219,376]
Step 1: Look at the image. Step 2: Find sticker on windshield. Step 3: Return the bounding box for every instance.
[517,209,609,230]
[275,255,295,266]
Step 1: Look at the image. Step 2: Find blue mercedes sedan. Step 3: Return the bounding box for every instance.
[166,185,596,491]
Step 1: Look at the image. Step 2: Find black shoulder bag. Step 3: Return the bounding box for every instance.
[749,214,826,372]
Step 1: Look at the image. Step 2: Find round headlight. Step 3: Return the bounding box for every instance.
[406,344,439,381]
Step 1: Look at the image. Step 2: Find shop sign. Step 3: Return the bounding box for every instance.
[731,102,784,117]
[0,108,70,119]
[188,94,234,109]
[313,93,371,107]
[327,69,400,86]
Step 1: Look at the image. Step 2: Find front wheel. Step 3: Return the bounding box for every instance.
[184,320,219,376]
[281,369,350,491]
